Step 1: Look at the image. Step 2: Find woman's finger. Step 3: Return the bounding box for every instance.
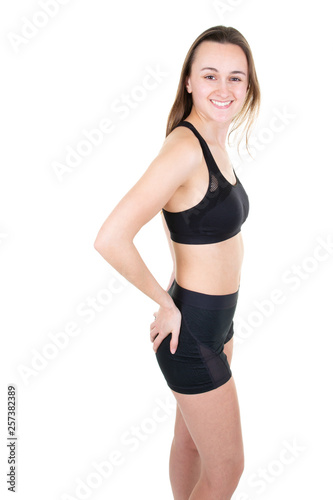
[169,330,180,354]
[150,326,157,341]
[152,332,159,342]
[153,331,171,353]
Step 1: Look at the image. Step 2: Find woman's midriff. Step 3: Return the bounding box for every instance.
[173,232,244,295]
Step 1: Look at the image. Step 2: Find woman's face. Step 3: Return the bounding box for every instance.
[186,41,249,124]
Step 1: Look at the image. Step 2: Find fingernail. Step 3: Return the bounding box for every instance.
[170,348,176,354]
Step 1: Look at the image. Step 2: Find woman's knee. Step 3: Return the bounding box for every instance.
[233,452,245,483]
[202,452,244,491]
[173,430,199,453]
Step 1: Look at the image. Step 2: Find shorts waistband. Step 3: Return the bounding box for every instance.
[168,279,239,310]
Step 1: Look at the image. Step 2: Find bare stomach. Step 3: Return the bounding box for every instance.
[173,233,244,295]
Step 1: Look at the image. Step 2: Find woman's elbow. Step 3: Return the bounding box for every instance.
[94,236,103,253]
[94,231,116,255]
[93,230,131,256]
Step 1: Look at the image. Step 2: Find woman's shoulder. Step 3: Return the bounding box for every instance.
[158,123,202,165]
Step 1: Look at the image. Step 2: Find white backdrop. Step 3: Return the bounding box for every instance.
[1,0,332,499]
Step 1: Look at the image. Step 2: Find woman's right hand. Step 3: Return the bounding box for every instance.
[150,300,181,355]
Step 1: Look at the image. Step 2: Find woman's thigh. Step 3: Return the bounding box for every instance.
[174,338,234,448]
[171,375,244,481]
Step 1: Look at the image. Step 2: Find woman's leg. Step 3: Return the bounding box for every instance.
[172,372,244,500]
[169,339,236,499]
[169,404,201,499]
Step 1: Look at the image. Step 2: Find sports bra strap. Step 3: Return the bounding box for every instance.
[176,121,221,177]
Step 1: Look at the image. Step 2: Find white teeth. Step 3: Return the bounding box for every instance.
[211,99,232,107]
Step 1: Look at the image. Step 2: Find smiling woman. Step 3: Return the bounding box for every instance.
[187,42,249,118]
[94,25,261,500]
[166,27,260,154]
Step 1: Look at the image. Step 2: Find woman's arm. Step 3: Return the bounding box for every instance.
[94,129,199,353]
[94,130,198,309]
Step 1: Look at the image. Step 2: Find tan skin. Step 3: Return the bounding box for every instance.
[95,41,249,499]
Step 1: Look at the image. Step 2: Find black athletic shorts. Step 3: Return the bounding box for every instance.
[155,279,239,395]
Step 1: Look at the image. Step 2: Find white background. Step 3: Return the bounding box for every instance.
[1,0,332,499]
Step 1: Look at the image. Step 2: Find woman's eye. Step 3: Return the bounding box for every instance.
[205,75,216,80]
[230,77,241,82]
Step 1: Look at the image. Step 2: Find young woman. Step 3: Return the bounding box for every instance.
[94,25,260,500]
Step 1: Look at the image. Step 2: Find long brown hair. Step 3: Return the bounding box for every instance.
[166,26,261,155]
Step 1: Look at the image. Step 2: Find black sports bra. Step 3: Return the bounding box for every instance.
[162,121,249,245]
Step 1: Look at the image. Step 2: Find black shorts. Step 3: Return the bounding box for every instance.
[155,279,239,395]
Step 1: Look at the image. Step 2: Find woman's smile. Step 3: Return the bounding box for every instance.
[210,99,233,109]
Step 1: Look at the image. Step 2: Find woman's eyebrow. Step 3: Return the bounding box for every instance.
[200,66,219,72]
[200,67,246,76]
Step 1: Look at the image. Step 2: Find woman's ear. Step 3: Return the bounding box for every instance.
[185,76,192,94]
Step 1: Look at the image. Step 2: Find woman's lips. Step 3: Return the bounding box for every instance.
[210,99,233,109]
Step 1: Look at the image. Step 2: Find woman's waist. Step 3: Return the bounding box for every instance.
[177,237,243,283]
[172,234,244,294]
[174,266,241,295]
